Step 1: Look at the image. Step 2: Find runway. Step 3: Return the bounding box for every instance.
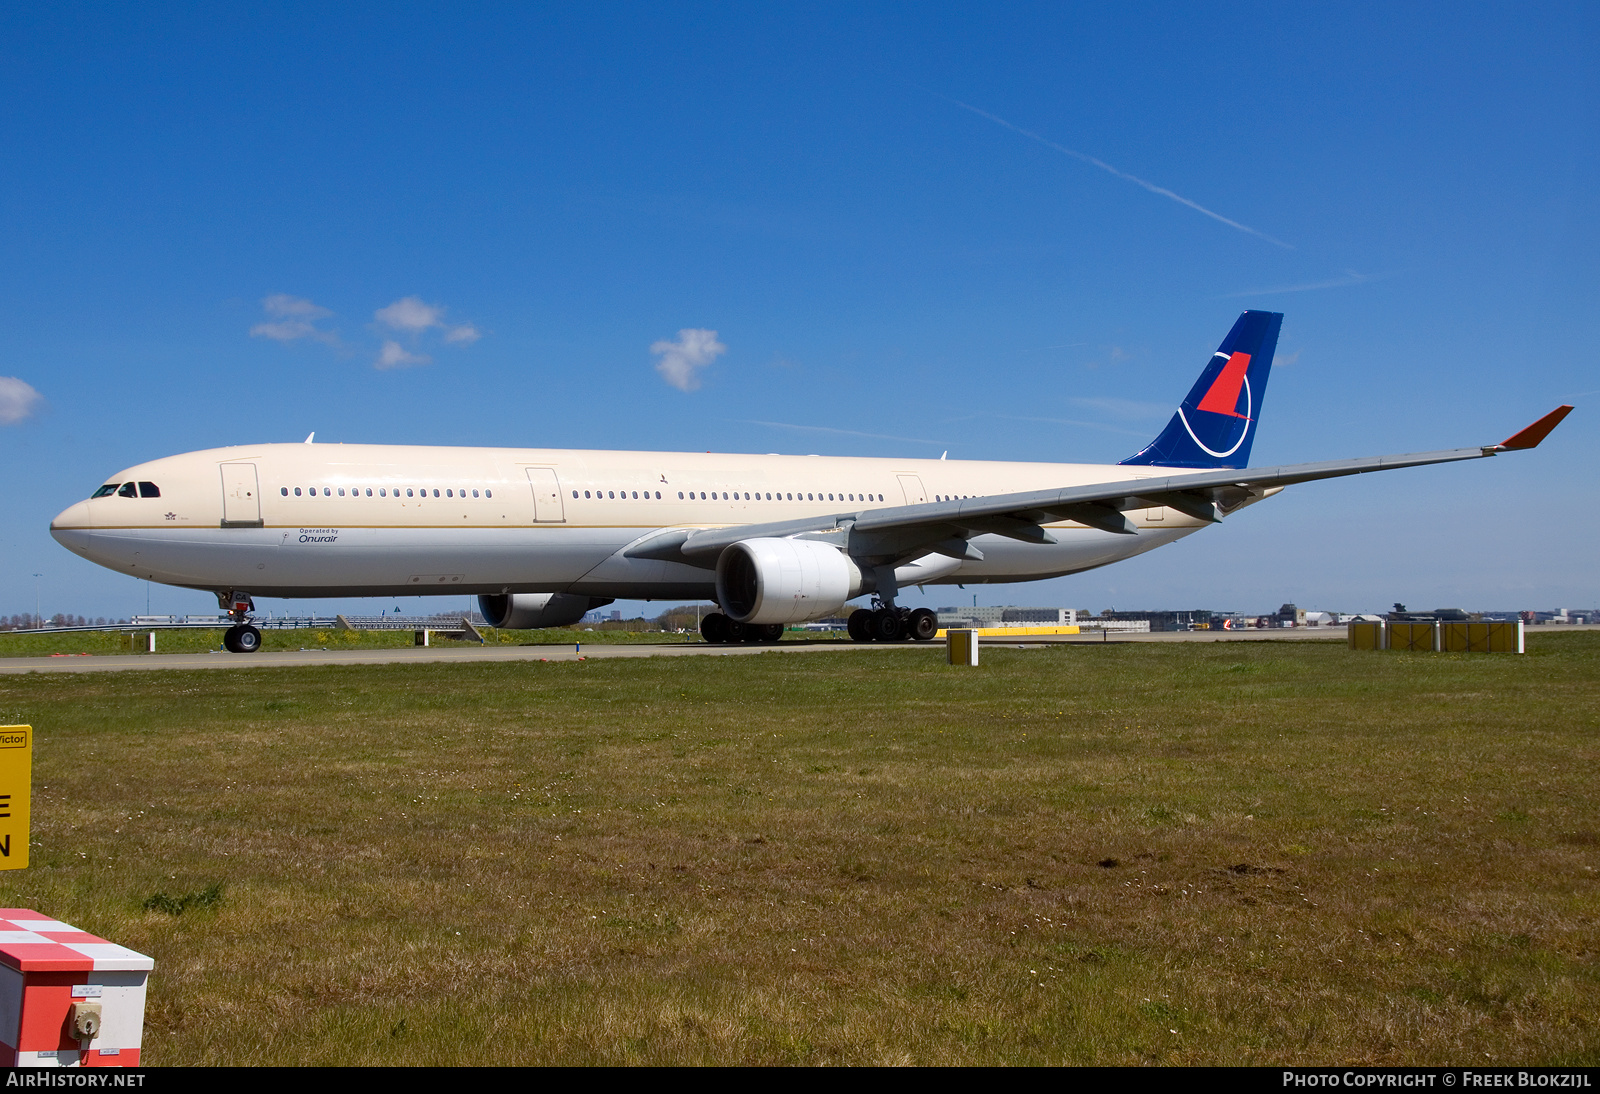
[0,627,1351,674]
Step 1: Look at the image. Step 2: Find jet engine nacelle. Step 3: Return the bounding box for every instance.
[477,592,614,630]
[715,538,865,625]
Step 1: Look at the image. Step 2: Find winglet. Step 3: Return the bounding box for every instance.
[1496,405,1573,451]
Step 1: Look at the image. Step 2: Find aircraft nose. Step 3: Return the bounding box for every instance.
[51,500,92,533]
[50,501,96,554]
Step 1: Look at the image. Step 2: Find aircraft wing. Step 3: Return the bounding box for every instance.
[631,406,1573,568]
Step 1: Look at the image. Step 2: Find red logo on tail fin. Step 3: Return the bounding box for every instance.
[1195,352,1252,419]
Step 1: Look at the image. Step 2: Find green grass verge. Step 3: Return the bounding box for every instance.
[0,633,1594,1064]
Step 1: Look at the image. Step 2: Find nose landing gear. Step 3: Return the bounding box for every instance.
[223,625,262,653]
[217,590,263,654]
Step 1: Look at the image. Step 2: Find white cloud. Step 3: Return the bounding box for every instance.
[652,328,727,391]
[250,319,317,341]
[375,341,432,370]
[375,296,443,333]
[250,294,337,344]
[0,377,42,424]
[375,296,481,345]
[264,294,331,319]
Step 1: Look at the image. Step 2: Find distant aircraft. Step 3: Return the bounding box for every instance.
[50,312,1571,652]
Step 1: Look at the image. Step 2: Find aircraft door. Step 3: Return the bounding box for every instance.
[220,462,263,527]
[896,474,928,506]
[525,467,566,523]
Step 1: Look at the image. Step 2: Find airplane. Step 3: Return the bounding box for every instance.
[49,311,1572,653]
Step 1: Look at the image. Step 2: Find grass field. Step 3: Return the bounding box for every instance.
[0,633,1594,1065]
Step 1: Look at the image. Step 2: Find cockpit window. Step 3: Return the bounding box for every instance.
[117,482,138,498]
[91,484,119,499]
[138,482,160,498]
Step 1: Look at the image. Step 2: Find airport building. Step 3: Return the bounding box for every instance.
[934,606,1079,629]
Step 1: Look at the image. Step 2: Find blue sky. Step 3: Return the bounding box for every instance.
[3,3,1595,621]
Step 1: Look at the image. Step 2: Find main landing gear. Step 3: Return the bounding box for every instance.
[700,613,785,645]
[847,604,939,643]
[217,590,262,654]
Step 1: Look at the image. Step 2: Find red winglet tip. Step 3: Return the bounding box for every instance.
[1498,405,1574,450]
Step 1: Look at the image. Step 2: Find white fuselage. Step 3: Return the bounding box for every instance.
[49,442,1226,607]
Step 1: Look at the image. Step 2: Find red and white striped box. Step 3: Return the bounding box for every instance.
[0,909,153,1067]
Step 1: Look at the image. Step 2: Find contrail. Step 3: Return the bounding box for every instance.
[735,420,944,446]
[988,413,1152,438]
[939,94,1293,250]
[1218,269,1397,297]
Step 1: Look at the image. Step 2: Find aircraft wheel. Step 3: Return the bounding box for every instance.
[847,609,875,642]
[222,626,242,653]
[700,613,729,644]
[749,623,784,644]
[235,625,262,653]
[906,608,939,642]
[870,609,904,642]
[724,618,747,643]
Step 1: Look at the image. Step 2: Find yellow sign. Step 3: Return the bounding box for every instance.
[0,727,30,869]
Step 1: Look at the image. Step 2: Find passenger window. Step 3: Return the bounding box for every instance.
[407,489,414,497]
[485,490,492,498]
[432,489,440,498]
[294,487,302,496]
[475,490,481,498]
[280,487,289,496]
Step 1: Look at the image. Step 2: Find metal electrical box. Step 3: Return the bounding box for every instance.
[0,911,153,1066]
[947,628,980,666]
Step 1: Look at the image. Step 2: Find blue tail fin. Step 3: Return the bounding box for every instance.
[1120,311,1283,469]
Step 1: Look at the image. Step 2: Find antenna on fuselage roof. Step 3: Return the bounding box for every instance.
[304,432,315,444]
[940,451,947,459]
